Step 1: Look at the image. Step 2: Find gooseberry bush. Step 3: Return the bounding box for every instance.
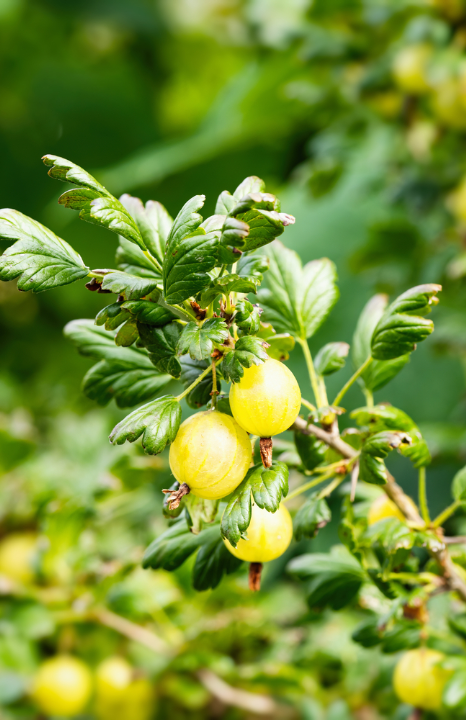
[4,156,466,714]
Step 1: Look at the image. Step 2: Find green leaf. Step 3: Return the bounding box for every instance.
[221,337,269,383]
[444,672,466,710]
[201,274,260,307]
[294,492,331,541]
[352,294,410,392]
[0,209,89,292]
[185,495,219,535]
[294,432,327,471]
[142,518,220,571]
[258,241,339,340]
[351,618,382,648]
[351,405,431,468]
[193,535,243,591]
[43,155,145,250]
[163,195,218,304]
[364,517,414,555]
[234,300,262,335]
[236,252,269,282]
[114,319,139,347]
[138,322,182,378]
[453,467,466,501]
[115,238,161,279]
[95,302,131,331]
[228,193,295,252]
[381,621,421,654]
[123,301,175,326]
[180,357,220,409]
[314,342,349,376]
[109,395,181,454]
[101,271,159,301]
[221,462,289,547]
[177,318,229,361]
[287,552,365,610]
[65,318,147,362]
[371,284,442,361]
[219,217,250,249]
[449,613,466,640]
[215,176,266,215]
[82,357,170,408]
[119,194,172,265]
[359,431,412,485]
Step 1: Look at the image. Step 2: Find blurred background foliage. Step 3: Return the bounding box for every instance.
[3,0,466,717]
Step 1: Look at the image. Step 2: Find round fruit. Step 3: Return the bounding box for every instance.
[394,649,452,711]
[368,495,406,525]
[169,410,251,499]
[31,655,92,717]
[0,532,38,584]
[95,657,153,720]
[224,502,293,562]
[392,44,432,94]
[229,359,301,437]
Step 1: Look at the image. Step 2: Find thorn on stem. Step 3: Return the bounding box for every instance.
[249,562,263,591]
[162,482,190,510]
[259,437,273,468]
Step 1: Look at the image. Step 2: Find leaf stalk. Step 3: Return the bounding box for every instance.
[333,355,373,407]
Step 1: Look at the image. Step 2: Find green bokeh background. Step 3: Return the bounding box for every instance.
[2,1,466,718]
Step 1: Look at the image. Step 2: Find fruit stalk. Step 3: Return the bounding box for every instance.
[249,562,262,591]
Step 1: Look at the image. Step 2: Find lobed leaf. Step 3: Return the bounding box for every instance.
[177,318,229,361]
[287,552,365,610]
[109,395,181,454]
[122,301,175,327]
[314,342,349,376]
[82,357,170,408]
[0,209,89,292]
[119,194,172,265]
[221,337,269,383]
[371,284,442,361]
[138,322,182,378]
[142,518,219,571]
[258,241,338,340]
[101,271,159,301]
[294,432,327,471]
[115,238,161,279]
[294,492,331,541]
[221,462,289,547]
[193,535,243,591]
[43,155,145,250]
[352,294,410,392]
[64,319,147,362]
[351,405,431,468]
[163,195,218,304]
[453,467,466,501]
[95,302,131,331]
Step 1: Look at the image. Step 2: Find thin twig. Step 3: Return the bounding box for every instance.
[292,416,358,459]
[196,669,277,715]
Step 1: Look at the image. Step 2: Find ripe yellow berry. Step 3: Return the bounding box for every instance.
[31,656,92,717]
[0,532,38,584]
[392,44,432,94]
[169,410,251,499]
[95,657,154,720]
[393,649,452,711]
[229,359,301,437]
[368,495,406,525]
[224,502,293,563]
